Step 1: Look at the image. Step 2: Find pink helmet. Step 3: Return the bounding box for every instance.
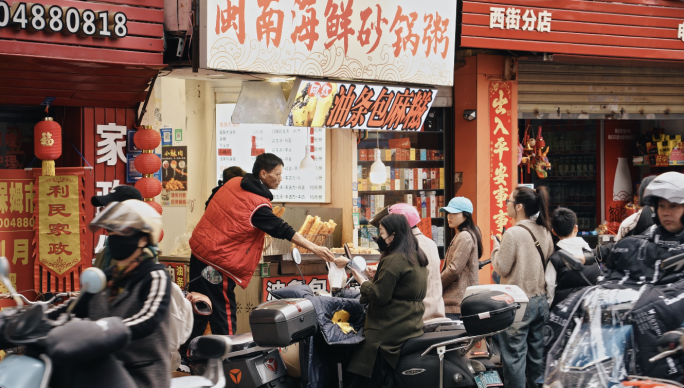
[369,203,421,228]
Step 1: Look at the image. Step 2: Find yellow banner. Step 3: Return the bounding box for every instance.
[38,176,80,275]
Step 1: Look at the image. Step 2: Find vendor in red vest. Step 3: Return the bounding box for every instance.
[180,154,337,370]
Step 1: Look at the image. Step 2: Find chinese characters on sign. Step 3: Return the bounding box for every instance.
[161,146,188,207]
[489,82,514,242]
[217,104,328,203]
[96,123,127,166]
[203,0,457,86]
[489,7,552,32]
[37,175,81,276]
[0,174,35,309]
[263,275,328,301]
[285,79,437,131]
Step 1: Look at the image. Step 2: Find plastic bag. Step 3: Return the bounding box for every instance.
[327,262,346,289]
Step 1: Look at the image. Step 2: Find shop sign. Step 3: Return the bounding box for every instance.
[217,104,329,203]
[263,275,328,302]
[201,0,457,86]
[0,173,35,309]
[36,175,83,277]
[284,79,437,131]
[161,145,188,206]
[0,1,128,37]
[488,82,514,241]
[462,0,684,61]
[96,123,127,166]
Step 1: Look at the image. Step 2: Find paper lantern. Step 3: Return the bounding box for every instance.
[134,126,161,150]
[34,117,62,176]
[134,152,162,175]
[135,177,162,198]
[147,200,163,215]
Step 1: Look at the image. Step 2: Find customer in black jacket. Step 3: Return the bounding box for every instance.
[546,207,600,310]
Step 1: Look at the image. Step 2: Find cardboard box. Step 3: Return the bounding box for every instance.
[359,149,367,161]
[388,138,411,149]
[420,149,427,161]
[410,148,416,161]
[439,168,445,189]
[385,149,392,161]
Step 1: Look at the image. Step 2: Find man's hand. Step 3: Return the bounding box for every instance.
[311,245,336,263]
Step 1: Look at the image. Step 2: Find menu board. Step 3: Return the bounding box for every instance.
[216,104,327,203]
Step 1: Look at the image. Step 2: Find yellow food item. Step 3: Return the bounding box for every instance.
[297,215,315,235]
[311,83,337,127]
[165,178,185,191]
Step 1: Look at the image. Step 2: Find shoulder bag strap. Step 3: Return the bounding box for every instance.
[518,224,547,270]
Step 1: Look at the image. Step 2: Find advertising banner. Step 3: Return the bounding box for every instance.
[201,0,457,86]
[262,275,329,302]
[217,104,328,203]
[0,172,35,309]
[489,82,514,242]
[603,121,639,224]
[284,79,437,131]
[161,146,188,206]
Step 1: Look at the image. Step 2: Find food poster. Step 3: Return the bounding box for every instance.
[161,146,188,206]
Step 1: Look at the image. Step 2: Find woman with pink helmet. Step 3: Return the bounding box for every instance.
[370,203,446,322]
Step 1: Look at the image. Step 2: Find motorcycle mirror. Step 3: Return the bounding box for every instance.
[558,250,584,271]
[0,256,9,278]
[201,266,223,285]
[350,256,367,272]
[81,267,108,294]
[291,248,306,283]
[292,248,302,265]
[0,256,23,307]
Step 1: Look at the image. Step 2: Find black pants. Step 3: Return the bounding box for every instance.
[180,255,237,358]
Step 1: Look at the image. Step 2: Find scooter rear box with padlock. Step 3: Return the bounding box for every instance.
[249,298,317,347]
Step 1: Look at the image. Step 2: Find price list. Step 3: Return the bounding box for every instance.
[216,104,327,203]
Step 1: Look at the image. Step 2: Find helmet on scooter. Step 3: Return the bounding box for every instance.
[642,172,684,226]
[89,199,162,244]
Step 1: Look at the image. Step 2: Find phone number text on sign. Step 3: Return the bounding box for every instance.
[0,1,127,37]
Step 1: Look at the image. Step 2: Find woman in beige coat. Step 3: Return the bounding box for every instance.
[440,197,482,320]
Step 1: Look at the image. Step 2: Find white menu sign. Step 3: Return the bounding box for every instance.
[216,104,327,203]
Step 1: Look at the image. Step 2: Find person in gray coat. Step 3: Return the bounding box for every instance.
[48,200,170,388]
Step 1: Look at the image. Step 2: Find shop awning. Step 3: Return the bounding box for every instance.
[0,55,160,109]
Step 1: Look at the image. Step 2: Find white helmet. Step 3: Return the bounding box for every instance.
[643,172,684,207]
[89,200,162,245]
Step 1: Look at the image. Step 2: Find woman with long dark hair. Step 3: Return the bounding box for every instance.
[491,186,554,388]
[347,214,429,388]
[440,197,482,320]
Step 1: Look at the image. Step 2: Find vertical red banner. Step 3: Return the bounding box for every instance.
[489,82,514,241]
[0,170,36,308]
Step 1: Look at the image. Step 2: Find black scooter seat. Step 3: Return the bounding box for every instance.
[401,330,469,356]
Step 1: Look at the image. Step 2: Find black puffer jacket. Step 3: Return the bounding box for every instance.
[547,247,600,309]
[603,225,684,285]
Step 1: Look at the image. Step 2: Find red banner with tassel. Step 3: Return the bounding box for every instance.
[32,167,87,293]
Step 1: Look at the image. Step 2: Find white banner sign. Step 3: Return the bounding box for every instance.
[216,104,327,203]
[201,0,457,86]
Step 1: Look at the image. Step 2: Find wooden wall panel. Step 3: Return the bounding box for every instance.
[461,0,684,61]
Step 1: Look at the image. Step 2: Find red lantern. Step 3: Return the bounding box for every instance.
[147,200,163,215]
[135,177,162,198]
[34,117,62,176]
[159,229,164,242]
[134,153,162,175]
[134,126,161,150]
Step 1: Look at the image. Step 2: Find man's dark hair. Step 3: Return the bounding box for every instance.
[552,207,577,238]
[252,153,284,176]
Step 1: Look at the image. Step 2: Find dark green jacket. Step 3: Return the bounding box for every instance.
[347,252,428,378]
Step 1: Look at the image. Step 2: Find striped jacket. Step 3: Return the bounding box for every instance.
[48,253,171,388]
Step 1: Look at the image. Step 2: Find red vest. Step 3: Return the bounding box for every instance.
[190,178,270,288]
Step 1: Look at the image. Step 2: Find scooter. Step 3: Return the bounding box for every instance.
[190,249,525,388]
[0,256,232,388]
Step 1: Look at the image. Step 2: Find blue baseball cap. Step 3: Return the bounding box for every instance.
[440,197,473,214]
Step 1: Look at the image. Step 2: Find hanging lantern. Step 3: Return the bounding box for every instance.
[34,117,62,176]
[158,229,164,242]
[134,152,162,175]
[147,201,163,215]
[135,176,162,198]
[134,126,161,150]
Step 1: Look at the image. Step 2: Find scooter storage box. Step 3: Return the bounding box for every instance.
[250,298,317,347]
[463,284,529,322]
[460,290,518,336]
